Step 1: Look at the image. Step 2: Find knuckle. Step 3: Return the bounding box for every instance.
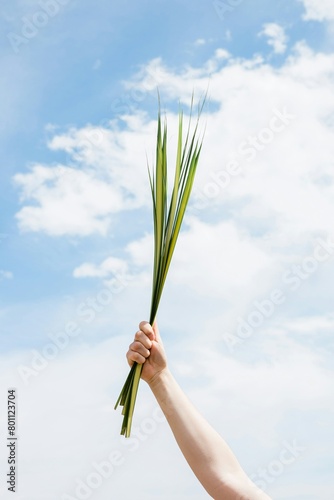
[135,353,145,364]
[129,342,139,355]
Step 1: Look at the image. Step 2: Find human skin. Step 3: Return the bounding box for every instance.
[126,321,272,500]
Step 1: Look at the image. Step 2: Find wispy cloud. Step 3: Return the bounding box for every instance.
[73,256,129,279]
[299,0,334,21]
[0,270,13,280]
[259,23,288,54]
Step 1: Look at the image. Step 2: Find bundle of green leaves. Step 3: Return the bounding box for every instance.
[115,99,205,437]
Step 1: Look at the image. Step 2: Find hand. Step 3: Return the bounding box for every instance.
[126,320,167,384]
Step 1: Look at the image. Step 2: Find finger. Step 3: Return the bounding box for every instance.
[139,321,155,341]
[134,330,152,350]
[126,350,134,366]
[129,340,151,359]
[152,320,163,345]
[126,349,146,366]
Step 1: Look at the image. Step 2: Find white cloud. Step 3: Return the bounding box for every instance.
[190,333,333,437]
[214,47,230,59]
[162,217,275,301]
[299,0,334,21]
[73,256,129,278]
[194,37,215,47]
[14,117,158,236]
[131,44,334,244]
[71,216,278,330]
[259,23,288,54]
[12,47,334,296]
[14,164,124,236]
[282,314,334,334]
[0,270,13,280]
[0,314,333,500]
[14,43,334,314]
[15,44,334,241]
[194,38,206,46]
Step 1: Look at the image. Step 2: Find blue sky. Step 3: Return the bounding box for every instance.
[0,0,330,308]
[1,0,334,499]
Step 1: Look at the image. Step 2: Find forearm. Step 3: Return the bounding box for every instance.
[149,369,271,500]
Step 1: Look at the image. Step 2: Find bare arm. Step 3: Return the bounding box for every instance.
[127,321,272,500]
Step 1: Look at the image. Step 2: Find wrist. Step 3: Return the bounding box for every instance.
[147,366,171,390]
